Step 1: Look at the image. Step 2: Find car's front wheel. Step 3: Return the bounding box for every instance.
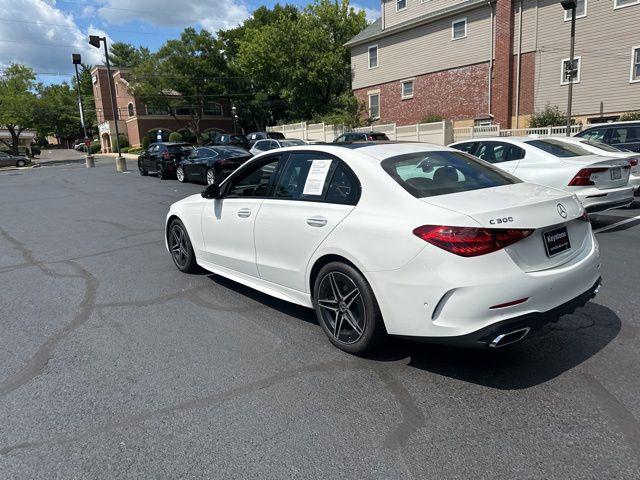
[16,159,26,167]
[313,262,385,354]
[157,163,165,180]
[138,160,148,176]
[206,168,216,185]
[168,219,198,273]
[176,166,186,183]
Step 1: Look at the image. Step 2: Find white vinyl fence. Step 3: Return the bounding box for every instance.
[267,122,585,145]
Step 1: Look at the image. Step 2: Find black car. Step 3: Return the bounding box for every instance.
[333,131,390,143]
[138,142,194,179]
[246,131,285,147]
[211,133,249,150]
[575,122,640,153]
[176,145,252,185]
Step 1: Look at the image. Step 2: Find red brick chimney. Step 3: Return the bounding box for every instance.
[492,0,514,128]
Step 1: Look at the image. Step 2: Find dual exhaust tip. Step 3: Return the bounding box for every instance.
[489,327,531,348]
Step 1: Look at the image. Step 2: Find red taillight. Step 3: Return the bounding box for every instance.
[490,297,529,309]
[412,225,534,257]
[568,167,608,186]
[629,158,638,167]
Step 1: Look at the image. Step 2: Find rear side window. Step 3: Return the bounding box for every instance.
[525,139,591,157]
[476,142,525,163]
[452,142,476,154]
[381,151,520,198]
[325,163,359,205]
[611,126,640,144]
[578,128,606,142]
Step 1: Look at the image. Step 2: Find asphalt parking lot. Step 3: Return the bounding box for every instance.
[1,158,639,479]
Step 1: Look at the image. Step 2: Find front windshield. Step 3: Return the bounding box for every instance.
[525,139,592,157]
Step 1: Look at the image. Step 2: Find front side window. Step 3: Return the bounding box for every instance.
[610,126,640,145]
[525,139,592,157]
[401,80,414,99]
[631,47,640,82]
[397,0,406,11]
[561,57,581,84]
[254,141,267,151]
[578,128,606,142]
[226,157,281,197]
[274,153,335,200]
[452,18,467,40]
[369,93,380,119]
[368,45,378,69]
[381,151,519,198]
[564,0,586,20]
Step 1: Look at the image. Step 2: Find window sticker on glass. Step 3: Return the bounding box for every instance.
[303,159,333,196]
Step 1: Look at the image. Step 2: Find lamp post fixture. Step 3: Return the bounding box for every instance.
[89,34,126,172]
[561,0,578,137]
[231,105,238,134]
[72,53,95,168]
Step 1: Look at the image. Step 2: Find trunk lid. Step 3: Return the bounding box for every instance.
[420,182,592,272]
[560,155,631,189]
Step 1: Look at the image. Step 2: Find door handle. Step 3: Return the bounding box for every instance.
[306,216,328,227]
[237,208,252,218]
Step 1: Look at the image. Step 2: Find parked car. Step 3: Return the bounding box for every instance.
[553,136,640,194]
[450,137,634,213]
[246,131,285,147]
[249,138,308,156]
[165,143,601,353]
[211,133,249,150]
[575,121,640,153]
[137,142,194,179]
[0,151,30,168]
[177,146,252,185]
[333,132,390,143]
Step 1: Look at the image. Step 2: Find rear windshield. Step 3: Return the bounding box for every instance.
[168,145,193,153]
[280,139,306,147]
[381,151,519,198]
[216,146,250,157]
[267,132,285,140]
[525,139,591,157]
[577,139,626,153]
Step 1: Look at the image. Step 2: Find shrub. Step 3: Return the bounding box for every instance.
[111,134,129,151]
[89,140,101,154]
[168,131,183,142]
[619,111,640,122]
[141,135,150,149]
[420,114,444,124]
[529,105,566,128]
[127,147,144,155]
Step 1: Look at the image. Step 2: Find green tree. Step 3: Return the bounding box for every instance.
[108,42,151,68]
[619,111,640,121]
[130,28,228,143]
[0,64,38,154]
[75,64,97,134]
[36,83,83,146]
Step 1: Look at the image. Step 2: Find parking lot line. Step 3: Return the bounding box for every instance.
[593,215,640,234]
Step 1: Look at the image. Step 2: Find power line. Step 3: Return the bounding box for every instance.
[0,18,170,37]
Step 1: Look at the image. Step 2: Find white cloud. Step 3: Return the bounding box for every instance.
[98,0,250,31]
[0,0,107,75]
[352,4,380,23]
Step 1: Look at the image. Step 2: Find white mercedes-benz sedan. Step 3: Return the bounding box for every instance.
[165,143,602,353]
[450,137,634,213]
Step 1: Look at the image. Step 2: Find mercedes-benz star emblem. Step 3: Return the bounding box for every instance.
[557,203,568,218]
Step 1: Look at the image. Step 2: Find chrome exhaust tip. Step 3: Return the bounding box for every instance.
[489,327,530,348]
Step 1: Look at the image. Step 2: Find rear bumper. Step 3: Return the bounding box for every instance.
[407,278,601,348]
[577,186,634,212]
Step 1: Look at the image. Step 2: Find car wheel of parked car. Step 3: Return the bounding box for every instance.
[16,159,26,168]
[313,262,385,354]
[138,161,147,176]
[157,163,165,180]
[206,168,215,185]
[168,219,198,273]
[176,166,186,183]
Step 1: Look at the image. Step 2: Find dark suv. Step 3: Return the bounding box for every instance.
[246,131,285,147]
[575,122,640,153]
[211,133,249,150]
[333,131,390,143]
[138,142,194,179]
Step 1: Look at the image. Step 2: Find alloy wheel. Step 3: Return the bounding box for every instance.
[169,223,189,269]
[317,272,366,344]
[206,169,215,185]
[177,166,185,182]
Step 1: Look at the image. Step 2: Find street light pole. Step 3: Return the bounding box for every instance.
[561,0,578,137]
[89,35,126,172]
[72,54,94,168]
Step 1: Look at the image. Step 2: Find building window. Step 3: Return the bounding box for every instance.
[368,93,380,119]
[204,103,223,116]
[452,18,467,40]
[397,0,406,11]
[631,47,640,82]
[561,57,581,85]
[401,80,414,99]
[564,0,586,20]
[127,103,134,117]
[368,45,378,69]
[615,0,639,9]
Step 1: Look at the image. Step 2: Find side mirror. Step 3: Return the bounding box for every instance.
[201,183,221,199]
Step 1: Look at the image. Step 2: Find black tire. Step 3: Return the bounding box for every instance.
[168,219,198,273]
[157,163,165,180]
[313,262,385,354]
[16,159,26,168]
[176,166,186,183]
[206,168,216,185]
[138,161,148,176]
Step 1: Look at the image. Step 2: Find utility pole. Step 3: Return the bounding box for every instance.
[72,54,94,168]
[89,35,126,172]
[561,0,578,137]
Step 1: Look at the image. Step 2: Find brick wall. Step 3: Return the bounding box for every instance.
[354,62,490,126]
[511,51,535,116]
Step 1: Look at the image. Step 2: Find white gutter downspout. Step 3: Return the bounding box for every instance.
[515,0,523,128]
[381,0,385,30]
[488,3,494,117]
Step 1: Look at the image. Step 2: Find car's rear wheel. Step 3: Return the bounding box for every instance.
[313,262,385,354]
[168,219,198,273]
[157,163,165,179]
[16,159,26,167]
[138,161,148,176]
[176,166,186,183]
[206,168,215,185]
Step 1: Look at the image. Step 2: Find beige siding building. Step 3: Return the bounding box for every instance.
[346,0,640,128]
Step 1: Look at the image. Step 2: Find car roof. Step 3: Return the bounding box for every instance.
[257,142,455,161]
[582,120,640,128]
[152,142,192,147]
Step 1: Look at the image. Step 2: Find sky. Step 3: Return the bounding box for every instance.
[0,0,380,85]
